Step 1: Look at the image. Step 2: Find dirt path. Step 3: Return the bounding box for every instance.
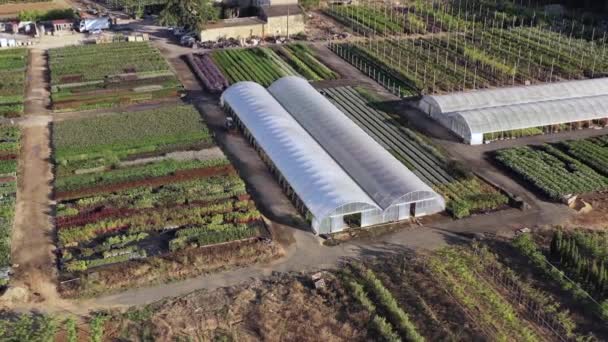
[4,49,69,311]
[9,119,57,304]
[23,49,50,115]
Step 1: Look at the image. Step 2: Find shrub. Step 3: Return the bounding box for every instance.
[447,200,470,219]
[89,315,106,342]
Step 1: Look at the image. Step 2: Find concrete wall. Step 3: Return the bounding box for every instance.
[201,21,264,41]
[266,13,304,36]
[268,0,298,6]
[200,13,304,40]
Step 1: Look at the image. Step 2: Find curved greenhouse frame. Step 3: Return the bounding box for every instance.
[268,76,445,214]
[221,81,382,234]
[419,78,608,116]
[419,78,608,145]
[448,94,608,144]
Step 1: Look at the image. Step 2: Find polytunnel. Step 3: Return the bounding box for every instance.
[220,81,383,234]
[446,94,608,144]
[419,77,608,116]
[268,76,445,218]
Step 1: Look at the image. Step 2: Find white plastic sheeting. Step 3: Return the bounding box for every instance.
[419,78,608,116]
[268,76,445,214]
[447,94,608,144]
[418,78,608,145]
[221,82,381,234]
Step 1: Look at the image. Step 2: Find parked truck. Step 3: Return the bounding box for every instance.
[78,17,111,33]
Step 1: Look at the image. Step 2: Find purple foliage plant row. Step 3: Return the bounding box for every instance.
[188,53,230,93]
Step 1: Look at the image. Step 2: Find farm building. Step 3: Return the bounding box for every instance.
[419,78,608,145]
[48,19,74,34]
[221,78,445,234]
[200,3,304,41]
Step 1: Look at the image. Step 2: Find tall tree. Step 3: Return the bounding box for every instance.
[159,0,219,32]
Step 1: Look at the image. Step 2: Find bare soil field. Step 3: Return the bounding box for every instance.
[568,192,608,229]
[101,241,598,341]
[0,0,71,19]
[305,11,353,41]
[103,272,370,341]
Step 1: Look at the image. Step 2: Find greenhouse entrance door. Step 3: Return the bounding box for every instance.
[343,212,362,228]
[397,203,411,220]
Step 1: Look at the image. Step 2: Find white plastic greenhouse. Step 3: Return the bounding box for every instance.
[221,78,445,234]
[419,78,608,145]
[220,82,382,234]
[268,76,445,219]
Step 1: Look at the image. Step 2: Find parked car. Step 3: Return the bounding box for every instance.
[180,35,196,47]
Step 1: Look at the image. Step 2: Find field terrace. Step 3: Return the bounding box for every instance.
[53,104,278,297]
[48,42,183,112]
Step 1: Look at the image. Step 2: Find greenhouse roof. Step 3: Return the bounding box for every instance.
[450,94,608,136]
[220,81,380,224]
[268,76,444,210]
[422,78,608,114]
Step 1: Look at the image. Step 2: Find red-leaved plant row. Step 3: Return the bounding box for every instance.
[188,53,229,93]
[55,165,236,201]
[58,199,256,230]
[0,176,15,183]
[0,154,16,160]
[56,207,140,229]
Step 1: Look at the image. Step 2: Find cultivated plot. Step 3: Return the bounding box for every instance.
[203,44,338,90]
[0,48,27,117]
[53,105,277,297]
[48,42,183,112]
[329,1,608,96]
[495,136,608,200]
[0,125,19,284]
[99,239,600,341]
